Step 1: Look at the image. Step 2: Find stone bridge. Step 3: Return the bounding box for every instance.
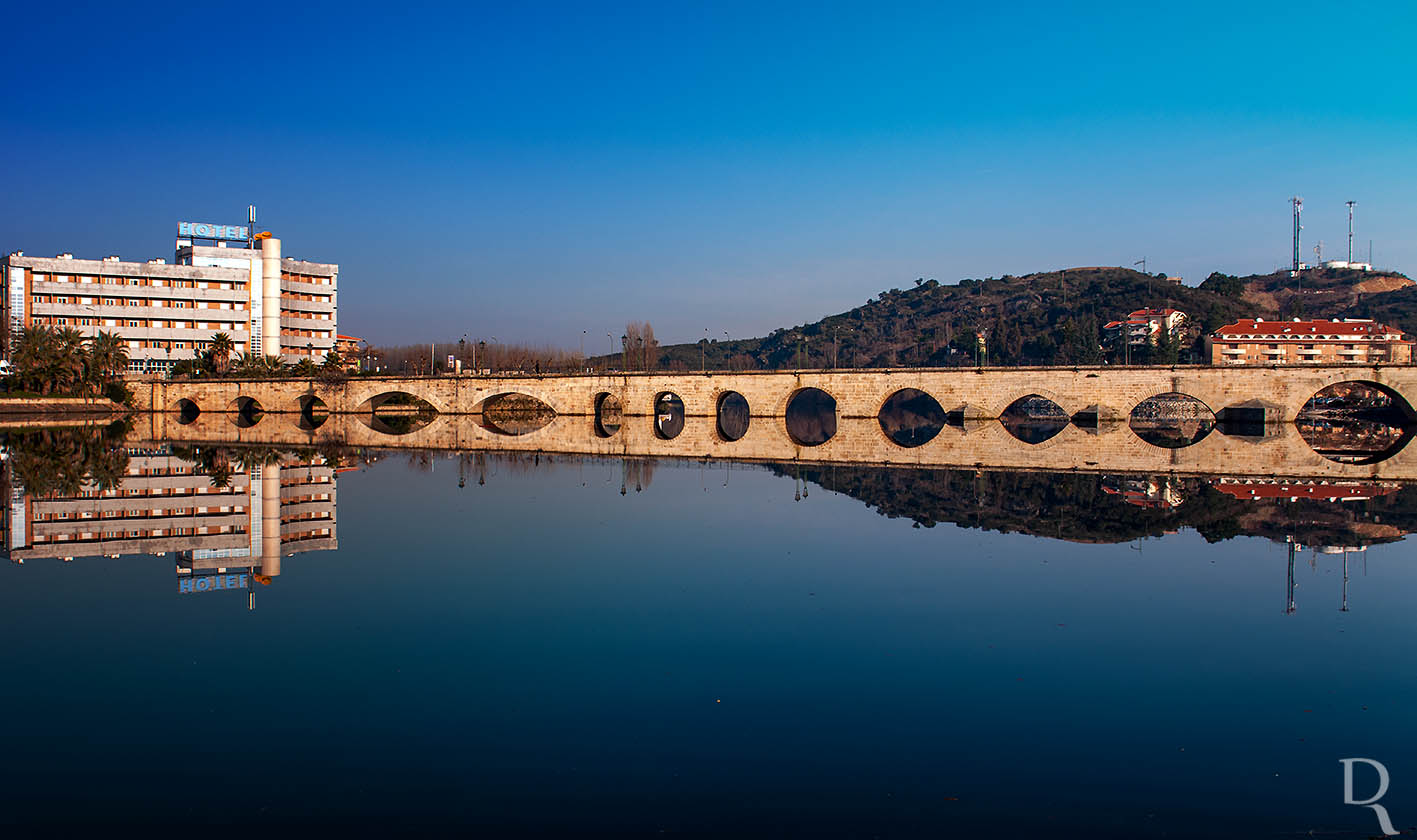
[129,365,1417,482]
[134,365,1417,423]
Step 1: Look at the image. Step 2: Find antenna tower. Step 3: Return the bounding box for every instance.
[1291,197,1303,273]
[1346,200,1356,263]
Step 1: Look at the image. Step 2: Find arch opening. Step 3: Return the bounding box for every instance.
[717,391,750,442]
[228,396,264,429]
[1297,381,1416,464]
[476,392,556,436]
[297,395,329,431]
[1000,395,1068,444]
[356,392,438,436]
[654,392,685,440]
[1129,392,1215,448]
[879,388,945,448]
[594,392,622,438]
[786,387,837,446]
[175,398,201,425]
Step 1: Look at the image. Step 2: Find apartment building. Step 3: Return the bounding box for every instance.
[1,222,337,374]
[1207,318,1412,365]
[1103,308,1187,348]
[3,448,337,591]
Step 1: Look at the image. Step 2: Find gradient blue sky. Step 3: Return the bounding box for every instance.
[3,1,1414,347]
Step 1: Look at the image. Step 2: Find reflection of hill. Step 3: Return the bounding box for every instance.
[772,464,1417,547]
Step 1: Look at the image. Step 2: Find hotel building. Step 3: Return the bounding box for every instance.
[1,221,337,374]
[1207,318,1413,365]
[3,446,338,593]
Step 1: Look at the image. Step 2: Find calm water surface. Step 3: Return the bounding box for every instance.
[2,446,1415,837]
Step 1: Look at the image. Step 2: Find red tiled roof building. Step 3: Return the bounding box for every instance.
[1207,318,1412,365]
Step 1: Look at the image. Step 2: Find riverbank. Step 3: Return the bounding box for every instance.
[0,396,125,418]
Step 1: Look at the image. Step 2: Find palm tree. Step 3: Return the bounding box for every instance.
[55,327,87,394]
[87,331,129,387]
[208,332,235,375]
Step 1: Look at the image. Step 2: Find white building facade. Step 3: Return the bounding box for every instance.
[1,222,337,374]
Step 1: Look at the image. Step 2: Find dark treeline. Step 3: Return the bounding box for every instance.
[769,463,1417,548]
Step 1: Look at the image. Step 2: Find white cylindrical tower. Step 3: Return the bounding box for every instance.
[262,462,282,578]
[261,237,282,360]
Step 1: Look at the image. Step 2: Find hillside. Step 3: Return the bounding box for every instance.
[617,265,1413,370]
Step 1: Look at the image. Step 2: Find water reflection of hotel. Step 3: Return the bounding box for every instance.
[3,447,337,596]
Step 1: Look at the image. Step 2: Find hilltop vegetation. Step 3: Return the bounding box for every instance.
[623,265,1413,371]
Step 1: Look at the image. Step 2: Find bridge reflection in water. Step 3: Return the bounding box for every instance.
[143,406,1417,482]
[4,417,1409,618]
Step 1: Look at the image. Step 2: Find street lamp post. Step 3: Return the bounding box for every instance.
[460,335,467,374]
[636,337,644,371]
[478,340,486,375]
[702,327,708,373]
[580,330,586,372]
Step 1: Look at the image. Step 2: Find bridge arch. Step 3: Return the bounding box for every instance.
[785,387,837,446]
[715,390,750,442]
[654,392,686,440]
[297,395,329,431]
[999,394,1069,445]
[1128,392,1216,449]
[593,392,622,438]
[877,388,946,448]
[472,392,556,436]
[174,398,201,425]
[228,396,265,428]
[1304,378,1417,423]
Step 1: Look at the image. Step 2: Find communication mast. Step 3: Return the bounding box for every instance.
[1291,197,1303,274]
[1346,200,1356,263]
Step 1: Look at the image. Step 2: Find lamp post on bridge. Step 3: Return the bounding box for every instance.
[459,335,466,374]
[702,327,708,373]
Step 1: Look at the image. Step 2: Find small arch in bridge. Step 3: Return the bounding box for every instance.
[1071,404,1125,435]
[475,393,556,436]
[355,392,439,436]
[1000,395,1068,444]
[947,403,991,434]
[175,398,201,425]
[594,392,622,438]
[879,388,945,448]
[297,395,329,431]
[786,387,837,446]
[1129,393,1215,449]
[717,391,750,442]
[1296,381,1416,465]
[228,396,264,429]
[357,391,444,416]
[654,392,685,440]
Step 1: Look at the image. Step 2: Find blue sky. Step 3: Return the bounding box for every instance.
[3,1,1414,346]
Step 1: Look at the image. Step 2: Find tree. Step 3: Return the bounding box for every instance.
[87,331,129,387]
[208,332,235,375]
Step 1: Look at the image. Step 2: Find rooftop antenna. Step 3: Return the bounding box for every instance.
[1285,536,1298,615]
[1315,241,1323,266]
[1341,549,1350,612]
[1346,200,1356,263]
[1291,197,1303,274]
[247,205,256,250]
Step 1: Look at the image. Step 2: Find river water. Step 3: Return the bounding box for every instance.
[1,425,1414,837]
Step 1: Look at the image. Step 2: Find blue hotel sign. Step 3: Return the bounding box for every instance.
[178,573,249,594]
[177,221,248,241]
